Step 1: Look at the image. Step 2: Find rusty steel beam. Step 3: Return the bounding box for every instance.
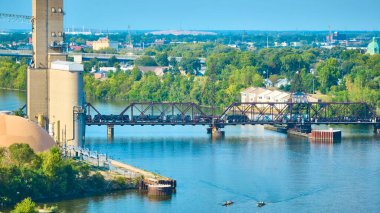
[85,102,379,126]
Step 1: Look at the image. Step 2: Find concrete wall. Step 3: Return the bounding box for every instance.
[32,0,64,68]
[32,0,48,68]
[27,68,48,124]
[48,68,85,146]
[47,0,64,54]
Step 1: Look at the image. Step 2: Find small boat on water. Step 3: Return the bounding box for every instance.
[222,201,234,206]
[257,201,266,207]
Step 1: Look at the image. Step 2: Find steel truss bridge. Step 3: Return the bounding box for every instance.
[85,102,380,132]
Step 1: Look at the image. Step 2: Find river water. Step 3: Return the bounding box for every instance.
[1,90,380,213]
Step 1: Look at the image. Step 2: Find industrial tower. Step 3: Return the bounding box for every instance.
[28,0,85,146]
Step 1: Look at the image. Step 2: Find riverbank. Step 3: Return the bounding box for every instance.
[63,145,177,197]
[0,144,142,209]
[0,87,26,92]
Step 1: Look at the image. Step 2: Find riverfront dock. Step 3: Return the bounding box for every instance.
[61,146,176,196]
[264,124,342,142]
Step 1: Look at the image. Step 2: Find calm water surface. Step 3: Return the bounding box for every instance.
[1,90,380,213]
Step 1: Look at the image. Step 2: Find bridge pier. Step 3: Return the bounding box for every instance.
[107,125,114,140]
[375,124,380,134]
[207,124,225,138]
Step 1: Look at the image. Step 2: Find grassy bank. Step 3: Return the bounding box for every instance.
[0,144,141,209]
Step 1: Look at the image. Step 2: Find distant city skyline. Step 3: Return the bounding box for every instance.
[1,0,380,31]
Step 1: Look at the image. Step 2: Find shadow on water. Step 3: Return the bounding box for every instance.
[48,190,171,213]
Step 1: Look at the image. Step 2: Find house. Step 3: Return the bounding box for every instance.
[290,42,302,47]
[99,67,117,72]
[257,90,273,102]
[273,92,290,102]
[264,90,283,102]
[70,45,82,51]
[241,87,319,107]
[94,72,107,80]
[138,66,169,76]
[291,92,319,103]
[274,78,289,88]
[264,79,273,87]
[240,87,267,102]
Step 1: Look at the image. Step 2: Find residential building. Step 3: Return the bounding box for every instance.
[264,79,273,87]
[290,42,302,47]
[241,87,319,106]
[240,87,267,102]
[137,66,169,76]
[274,78,289,88]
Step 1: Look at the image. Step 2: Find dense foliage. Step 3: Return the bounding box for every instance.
[0,43,379,111]
[0,144,111,207]
[0,57,27,90]
[11,197,38,213]
[83,46,379,110]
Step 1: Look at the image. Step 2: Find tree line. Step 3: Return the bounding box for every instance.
[83,45,379,110]
[0,43,379,112]
[0,144,130,208]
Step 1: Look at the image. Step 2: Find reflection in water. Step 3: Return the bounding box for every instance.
[0,89,26,111]
[147,195,173,202]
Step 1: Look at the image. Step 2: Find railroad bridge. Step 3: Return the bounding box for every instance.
[2,1,380,145]
[84,101,380,138]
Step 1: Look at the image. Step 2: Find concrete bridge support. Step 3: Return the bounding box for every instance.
[375,124,380,134]
[207,124,225,138]
[107,125,114,140]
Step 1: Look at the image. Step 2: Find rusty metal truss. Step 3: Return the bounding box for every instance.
[84,102,379,126]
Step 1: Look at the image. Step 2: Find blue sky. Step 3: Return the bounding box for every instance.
[1,0,379,31]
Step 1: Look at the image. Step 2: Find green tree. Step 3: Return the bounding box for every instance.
[135,56,158,66]
[8,144,36,167]
[169,57,178,67]
[155,52,169,66]
[317,58,340,93]
[180,57,201,75]
[131,66,142,81]
[107,56,118,67]
[11,197,37,213]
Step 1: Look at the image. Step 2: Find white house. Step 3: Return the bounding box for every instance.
[264,79,273,87]
[274,78,289,88]
[240,87,267,102]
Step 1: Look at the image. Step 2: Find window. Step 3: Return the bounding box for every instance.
[51,7,56,13]
[51,32,56,37]
[58,8,63,13]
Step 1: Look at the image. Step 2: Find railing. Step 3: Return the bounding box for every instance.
[61,145,141,178]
